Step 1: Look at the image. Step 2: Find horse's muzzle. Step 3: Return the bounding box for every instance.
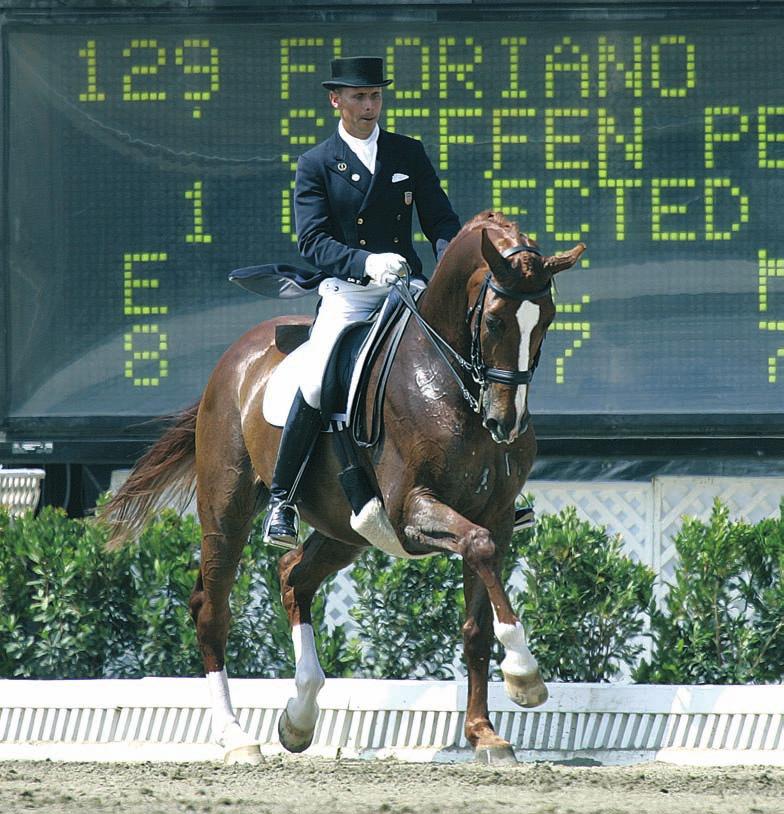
[483,415,518,445]
[482,395,530,445]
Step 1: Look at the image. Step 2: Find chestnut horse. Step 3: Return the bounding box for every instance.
[100,210,585,765]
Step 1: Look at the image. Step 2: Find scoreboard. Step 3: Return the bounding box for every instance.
[2,6,784,455]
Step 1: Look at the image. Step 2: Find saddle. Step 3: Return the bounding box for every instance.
[262,287,413,435]
[322,287,413,429]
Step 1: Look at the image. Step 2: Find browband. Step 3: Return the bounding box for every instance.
[501,243,542,259]
[486,276,552,302]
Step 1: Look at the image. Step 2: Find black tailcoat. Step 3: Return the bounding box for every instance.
[294,128,460,284]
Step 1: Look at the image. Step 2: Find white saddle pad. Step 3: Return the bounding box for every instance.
[263,342,311,427]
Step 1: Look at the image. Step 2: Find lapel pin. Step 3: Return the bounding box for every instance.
[351,173,361,182]
[337,161,347,172]
[404,191,413,205]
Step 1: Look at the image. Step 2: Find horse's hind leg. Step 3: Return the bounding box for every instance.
[190,440,264,764]
[276,531,363,753]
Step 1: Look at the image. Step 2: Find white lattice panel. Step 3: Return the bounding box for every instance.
[654,476,784,589]
[526,481,654,567]
[324,569,357,631]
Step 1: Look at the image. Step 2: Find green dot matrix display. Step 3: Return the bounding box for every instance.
[4,18,784,425]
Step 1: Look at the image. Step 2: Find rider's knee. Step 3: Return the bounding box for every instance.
[299,381,321,410]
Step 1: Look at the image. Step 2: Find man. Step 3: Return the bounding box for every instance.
[263,55,461,546]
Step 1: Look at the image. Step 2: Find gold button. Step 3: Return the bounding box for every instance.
[359,239,367,246]
[357,217,364,225]
[393,237,399,243]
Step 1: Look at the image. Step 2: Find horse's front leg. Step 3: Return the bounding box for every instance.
[403,492,548,723]
[277,531,363,753]
[461,562,516,762]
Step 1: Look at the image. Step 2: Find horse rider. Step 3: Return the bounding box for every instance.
[262,55,461,546]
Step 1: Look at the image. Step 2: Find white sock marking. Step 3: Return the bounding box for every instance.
[286,623,325,732]
[493,617,539,676]
[206,668,255,747]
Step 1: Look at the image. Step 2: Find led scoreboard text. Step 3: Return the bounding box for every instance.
[4,20,784,425]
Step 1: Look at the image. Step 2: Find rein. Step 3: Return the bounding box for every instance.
[392,244,551,415]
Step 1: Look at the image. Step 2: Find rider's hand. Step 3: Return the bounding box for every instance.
[364,253,408,285]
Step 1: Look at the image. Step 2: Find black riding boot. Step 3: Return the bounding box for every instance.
[263,389,322,547]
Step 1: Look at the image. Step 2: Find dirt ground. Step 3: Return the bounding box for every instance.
[1,758,782,814]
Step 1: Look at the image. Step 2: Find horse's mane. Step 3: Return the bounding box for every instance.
[455,210,534,246]
[427,210,541,296]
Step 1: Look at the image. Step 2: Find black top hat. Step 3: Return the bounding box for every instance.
[322,56,392,90]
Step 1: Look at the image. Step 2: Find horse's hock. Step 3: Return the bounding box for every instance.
[0,468,44,516]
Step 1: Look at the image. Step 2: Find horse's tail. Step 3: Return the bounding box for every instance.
[97,400,200,550]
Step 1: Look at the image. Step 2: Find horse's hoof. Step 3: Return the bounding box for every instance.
[504,669,549,708]
[277,708,315,754]
[223,743,263,766]
[475,744,518,765]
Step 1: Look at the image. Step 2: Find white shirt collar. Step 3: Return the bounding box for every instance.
[338,121,379,174]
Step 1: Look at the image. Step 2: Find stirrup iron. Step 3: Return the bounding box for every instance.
[262,500,300,549]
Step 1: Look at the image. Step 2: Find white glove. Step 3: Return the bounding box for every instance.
[364,253,408,285]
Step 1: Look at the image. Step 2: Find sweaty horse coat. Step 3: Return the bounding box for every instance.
[99,211,586,765]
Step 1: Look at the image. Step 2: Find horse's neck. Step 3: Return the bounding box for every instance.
[417,252,474,352]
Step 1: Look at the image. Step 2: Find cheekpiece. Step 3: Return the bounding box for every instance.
[322,56,392,89]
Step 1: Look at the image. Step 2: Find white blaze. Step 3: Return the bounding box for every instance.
[514,301,540,433]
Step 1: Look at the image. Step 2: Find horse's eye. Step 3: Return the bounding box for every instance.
[485,315,505,337]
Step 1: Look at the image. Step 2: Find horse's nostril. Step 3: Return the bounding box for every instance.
[484,416,513,443]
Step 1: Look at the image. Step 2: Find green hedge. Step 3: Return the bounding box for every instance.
[509,506,655,682]
[0,507,354,679]
[2,498,780,683]
[635,499,784,684]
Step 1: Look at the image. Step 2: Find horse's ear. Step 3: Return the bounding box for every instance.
[481,228,511,280]
[543,243,586,275]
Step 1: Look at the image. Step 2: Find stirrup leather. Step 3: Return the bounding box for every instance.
[262,501,300,549]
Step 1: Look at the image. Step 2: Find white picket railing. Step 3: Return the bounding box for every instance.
[1,678,782,765]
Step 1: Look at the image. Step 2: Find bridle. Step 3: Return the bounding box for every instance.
[393,243,551,415]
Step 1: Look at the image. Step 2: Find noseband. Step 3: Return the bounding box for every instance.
[392,243,551,415]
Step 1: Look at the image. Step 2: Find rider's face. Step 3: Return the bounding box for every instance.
[330,87,383,139]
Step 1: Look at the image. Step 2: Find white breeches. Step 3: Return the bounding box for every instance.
[298,278,391,409]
